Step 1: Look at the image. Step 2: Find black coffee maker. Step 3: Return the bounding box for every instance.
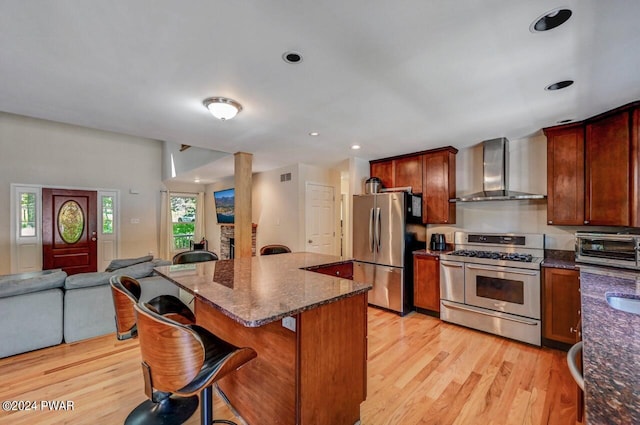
[430,233,446,251]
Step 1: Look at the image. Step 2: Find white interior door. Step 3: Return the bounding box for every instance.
[305,183,335,255]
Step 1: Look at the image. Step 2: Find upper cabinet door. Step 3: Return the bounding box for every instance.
[394,155,423,193]
[370,160,394,189]
[545,124,585,225]
[632,107,640,227]
[585,111,630,226]
[423,150,456,224]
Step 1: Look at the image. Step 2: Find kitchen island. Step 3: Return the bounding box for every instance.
[154,252,371,425]
[580,267,640,424]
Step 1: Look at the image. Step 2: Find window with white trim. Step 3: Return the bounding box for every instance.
[171,194,197,251]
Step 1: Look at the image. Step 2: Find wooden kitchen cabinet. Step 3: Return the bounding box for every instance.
[544,123,585,225]
[545,102,640,227]
[423,148,456,224]
[370,155,423,193]
[370,160,394,189]
[394,155,423,193]
[370,146,457,225]
[585,110,631,226]
[413,254,440,314]
[542,267,580,346]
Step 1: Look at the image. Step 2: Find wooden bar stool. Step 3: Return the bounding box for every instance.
[134,301,257,425]
[110,275,195,340]
[259,244,291,255]
[110,275,198,424]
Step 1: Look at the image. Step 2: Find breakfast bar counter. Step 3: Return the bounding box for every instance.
[154,252,371,425]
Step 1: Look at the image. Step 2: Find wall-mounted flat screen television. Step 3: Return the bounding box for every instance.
[214,188,235,223]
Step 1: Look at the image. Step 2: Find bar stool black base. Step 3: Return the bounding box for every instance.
[201,385,238,425]
[124,394,198,425]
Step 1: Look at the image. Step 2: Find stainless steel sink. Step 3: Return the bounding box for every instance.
[606,293,640,315]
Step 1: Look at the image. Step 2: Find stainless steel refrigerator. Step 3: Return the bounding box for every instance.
[352,192,422,315]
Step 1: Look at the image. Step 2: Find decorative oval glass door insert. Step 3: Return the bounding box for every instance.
[58,200,84,244]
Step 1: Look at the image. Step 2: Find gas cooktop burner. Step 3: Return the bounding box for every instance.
[449,250,534,263]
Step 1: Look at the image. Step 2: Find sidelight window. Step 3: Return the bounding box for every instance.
[19,192,37,237]
[102,196,114,234]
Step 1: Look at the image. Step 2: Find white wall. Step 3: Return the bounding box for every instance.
[0,112,164,274]
[254,164,300,251]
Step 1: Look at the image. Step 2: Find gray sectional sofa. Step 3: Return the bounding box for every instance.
[0,257,180,358]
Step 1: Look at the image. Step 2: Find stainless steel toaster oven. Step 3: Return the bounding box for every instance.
[575,232,640,269]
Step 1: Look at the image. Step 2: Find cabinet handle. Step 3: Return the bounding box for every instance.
[570,327,577,333]
[584,220,590,224]
[548,220,553,224]
[336,271,340,276]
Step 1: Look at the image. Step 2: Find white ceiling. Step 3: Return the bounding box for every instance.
[2,1,640,183]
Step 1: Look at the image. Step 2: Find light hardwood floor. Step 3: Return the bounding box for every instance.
[0,308,576,424]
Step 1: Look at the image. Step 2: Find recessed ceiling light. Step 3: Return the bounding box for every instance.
[283,51,303,64]
[530,8,572,32]
[557,119,573,124]
[309,131,319,136]
[194,178,201,183]
[545,80,574,91]
[351,144,361,150]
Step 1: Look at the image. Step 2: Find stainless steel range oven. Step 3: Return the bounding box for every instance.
[439,232,544,346]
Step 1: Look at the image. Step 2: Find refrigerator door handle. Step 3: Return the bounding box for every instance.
[369,208,375,253]
[375,207,381,252]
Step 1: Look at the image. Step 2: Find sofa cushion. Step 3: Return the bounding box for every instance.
[0,288,64,358]
[65,261,156,290]
[0,270,67,298]
[105,255,154,272]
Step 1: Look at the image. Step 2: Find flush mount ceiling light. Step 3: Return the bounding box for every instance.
[351,144,361,150]
[203,97,242,120]
[309,131,319,136]
[545,80,574,91]
[530,8,572,32]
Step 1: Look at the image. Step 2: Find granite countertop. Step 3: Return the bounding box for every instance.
[413,245,454,257]
[542,249,578,270]
[154,252,372,328]
[579,266,640,424]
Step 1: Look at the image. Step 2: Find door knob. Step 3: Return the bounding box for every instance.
[91,237,97,242]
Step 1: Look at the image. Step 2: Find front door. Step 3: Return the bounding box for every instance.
[42,188,98,275]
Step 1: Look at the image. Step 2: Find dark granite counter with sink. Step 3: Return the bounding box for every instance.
[542,249,578,270]
[154,252,371,327]
[579,266,640,424]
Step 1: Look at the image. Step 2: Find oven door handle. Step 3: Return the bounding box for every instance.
[441,301,540,326]
[440,261,464,268]
[465,264,538,276]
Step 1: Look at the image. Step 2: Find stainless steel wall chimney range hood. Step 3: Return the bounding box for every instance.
[452,138,546,202]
